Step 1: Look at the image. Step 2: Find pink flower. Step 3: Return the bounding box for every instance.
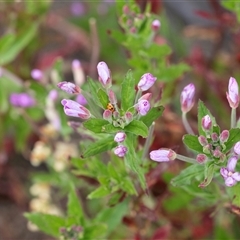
[114,145,128,157]
[180,83,195,113]
[114,132,126,143]
[136,99,150,116]
[196,154,207,164]
[234,141,240,155]
[150,148,176,162]
[9,93,35,108]
[219,130,229,143]
[31,69,43,81]
[151,19,161,32]
[57,81,81,94]
[201,115,212,131]
[76,94,87,106]
[61,99,91,119]
[226,77,239,109]
[97,61,111,87]
[137,73,157,91]
[220,156,240,187]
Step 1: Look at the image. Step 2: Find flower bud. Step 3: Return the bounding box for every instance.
[149,148,176,162]
[203,144,212,154]
[202,115,212,131]
[151,19,161,32]
[124,112,133,124]
[196,154,207,164]
[138,93,152,102]
[198,135,208,146]
[136,99,150,116]
[76,94,87,106]
[211,132,218,142]
[226,77,239,109]
[72,59,85,86]
[114,132,126,143]
[213,149,222,158]
[180,83,195,113]
[97,61,111,88]
[137,73,157,91]
[57,81,81,94]
[108,89,117,104]
[103,109,112,122]
[61,99,91,119]
[31,69,43,81]
[114,145,128,157]
[48,90,58,102]
[219,130,229,143]
[234,141,240,155]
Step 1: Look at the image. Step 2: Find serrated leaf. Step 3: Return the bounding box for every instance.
[183,134,203,153]
[87,186,110,199]
[83,118,109,133]
[121,70,135,111]
[82,137,117,158]
[24,213,65,237]
[97,88,109,109]
[124,120,148,138]
[198,100,217,136]
[224,128,240,152]
[67,187,83,225]
[171,164,204,187]
[139,106,164,127]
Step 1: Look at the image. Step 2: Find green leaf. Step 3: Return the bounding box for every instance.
[139,106,164,127]
[87,186,110,199]
[101,124,122,133]
[224,128,240,152]
[0,23,38,65]
[198,163,216,188]
[82,137,117,158]
[97,88,109,109]
[87,77,101,105]
[231,184,240,213]
[95,200,129,235]
[121,70,135,111]
[124,120,148,138]
[121,179,137,195]
[124,133,146,189]
[148,43,172,58]
[24,213,65,237]
[84,223,107,239]
[197,100,217,136]
[67,187,83,225]
[108,162,120,182]
[171,164,204,187]
[183,134,203,153]
[83,118,109,133]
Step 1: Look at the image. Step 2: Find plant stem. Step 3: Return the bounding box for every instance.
[134,90,142,104]
[142,122,155,160]
[176,154,197,164]
[231,107,236,128]
[182,112,194,135]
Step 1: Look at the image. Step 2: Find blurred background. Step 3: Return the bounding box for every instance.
[0,0,240,239]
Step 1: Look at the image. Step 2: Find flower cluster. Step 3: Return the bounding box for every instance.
[149,76,240,188]
[58,61,157,158]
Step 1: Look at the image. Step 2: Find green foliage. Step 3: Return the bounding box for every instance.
[183,134,203,153]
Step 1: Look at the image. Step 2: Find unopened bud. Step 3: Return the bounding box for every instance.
[196,154,207,164]
[108,89,117,104]
[103,109,112,122]
[138,73,157,91]
[114,145,128,157]
[202,115,212,131]
[180,83,195,113]
[97,61,111,88]
[219,130,229,143]
[150,148,177,162]
[151,19,161,32]
[31,69,43,81]
[124,112,133,124]
[213,149,222,158]
[114,132,126,143]
[226,77,239,109]
[198,135,208,146]
[211,132,218,142]
[136,99,150,116]
[57,81,81,94]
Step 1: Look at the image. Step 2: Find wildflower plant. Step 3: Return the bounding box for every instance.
[150,77,240,214]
